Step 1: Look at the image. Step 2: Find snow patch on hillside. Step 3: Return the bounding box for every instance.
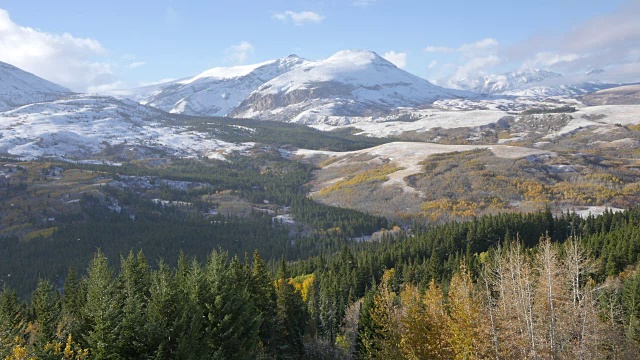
[0,61,71,111]
[295,142,551,193]
[311,109,507,137]
[0,95,255,159]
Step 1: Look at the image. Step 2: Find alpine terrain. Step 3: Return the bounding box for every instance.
[115,50,470,124]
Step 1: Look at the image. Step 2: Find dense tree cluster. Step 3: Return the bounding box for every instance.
[0,251,307,360]
[3,208,640,358]
[0,154,385,297]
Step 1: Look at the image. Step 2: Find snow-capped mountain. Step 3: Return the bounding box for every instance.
[0,61,72,111]
[455,69,563,95]
[455,69,611,97]
[112,55,309,117]
[114,50,469,124]
[0,94,252,160]
[230,50,469,124]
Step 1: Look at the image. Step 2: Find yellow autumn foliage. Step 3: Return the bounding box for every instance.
[22,227,57,242]
[421,199,478,221]
[289,273,315,302]
[319,164,402,196]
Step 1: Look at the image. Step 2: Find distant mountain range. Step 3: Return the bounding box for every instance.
[0,52,635,160]
[452,68,614,97]
[111,55,309,117]
[109,52,623,123]
[113,50,470,124]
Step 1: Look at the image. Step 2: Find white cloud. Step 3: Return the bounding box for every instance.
[521,52,581,70]
[449,55,501,83]
[273,11,324,26]
[563,2,640,53]
[86,81,127,94]
[139,78,177,87]
[224,41,254,64]
[427,4,640,85]
[424,38,498,55]
[509,2,640,83]
[424,46,455,53]
[458,38,499,54]
[0,8,117,92]
[383,51,407,68]
[425,38,503,85]
[126,61,146,69]
[353,0,377,6]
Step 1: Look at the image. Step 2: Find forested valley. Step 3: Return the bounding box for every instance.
[3,204,640,358]
[2,123,640,359]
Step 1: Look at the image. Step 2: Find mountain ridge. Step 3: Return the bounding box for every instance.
[112,50,470,123]
[0,61,72,111]
[454,68,615,97]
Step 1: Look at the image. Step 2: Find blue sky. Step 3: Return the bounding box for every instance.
[1,0,638,91]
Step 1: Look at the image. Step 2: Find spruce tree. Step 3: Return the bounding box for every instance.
[274,258,307,359]
[83,251,121,360]
[251,250,278,355]
[116,251,150,358]
[32,278,60,357]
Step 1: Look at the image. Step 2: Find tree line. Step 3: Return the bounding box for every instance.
[3,207,640,358]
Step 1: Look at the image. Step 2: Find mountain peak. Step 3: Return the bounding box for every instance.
[111,49,464,122]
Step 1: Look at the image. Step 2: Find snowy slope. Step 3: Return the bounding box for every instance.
[0,61,72,111]
[231,50,470,123]
[455,69,611,97]
[580,84,640,105]
[113,50,470,124]
[112,55,309,117]
[0,95,253,160]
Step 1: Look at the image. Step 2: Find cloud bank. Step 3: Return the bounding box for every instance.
[225,41,254,64]
[0,8,118,92]
[273,11,324,26]
[426,1,640,86]
[383,51,407,68]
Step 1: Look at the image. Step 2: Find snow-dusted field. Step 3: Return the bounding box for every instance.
[310,109,507,137]
[545,105,640,138]
[296,142,551,193]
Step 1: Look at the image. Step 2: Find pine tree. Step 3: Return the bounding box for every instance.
[61,267,85,342]
[116,251,150,358]
[250,250,278,355]
[174,258,208,359]
[146,261,178,359]
[274,258,307,359]
[203,251,261,359]
[32,278,61,357]
[83,251,121,360]
[356,281,377,359]
[0,287,27,359]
